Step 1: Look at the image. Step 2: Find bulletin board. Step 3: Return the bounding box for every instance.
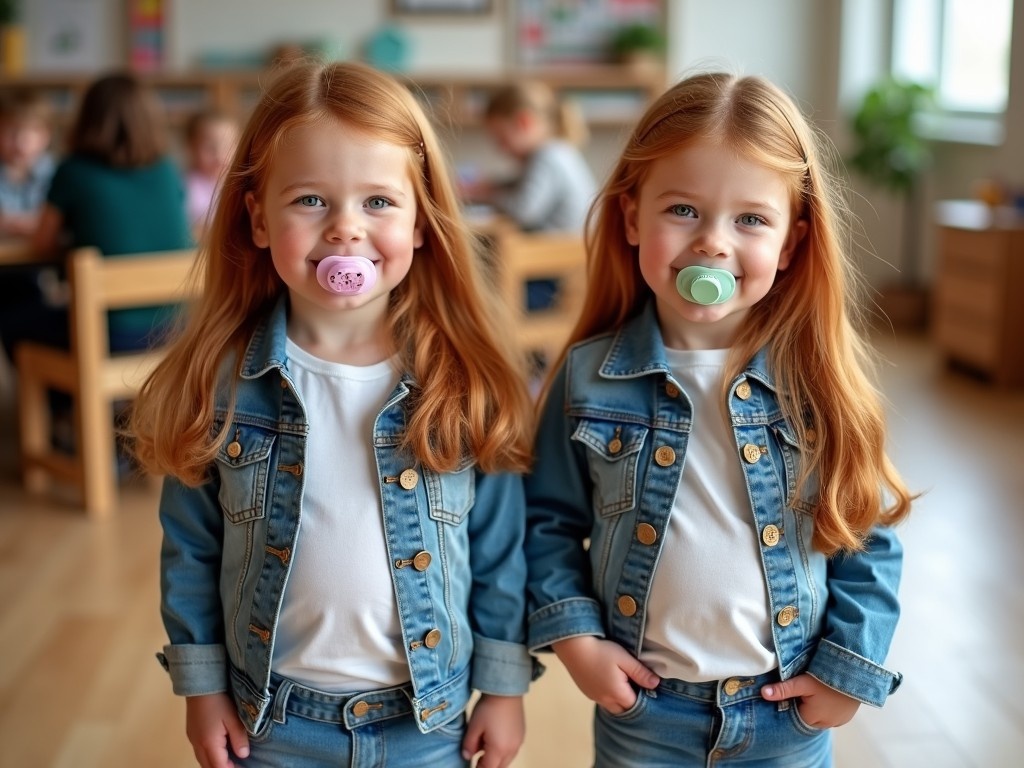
[515,0,663,67]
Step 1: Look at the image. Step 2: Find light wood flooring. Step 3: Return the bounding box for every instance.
[0,330,1022,767]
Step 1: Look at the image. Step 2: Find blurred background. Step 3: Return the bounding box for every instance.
[1,2,1023,766]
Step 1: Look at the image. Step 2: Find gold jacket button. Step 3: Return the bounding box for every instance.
[636,523,658,546]
[806,428,817,445]
[762,524,781,547]
[424,628,442,648]
[617,595,637,617]
[742,444,763,464]
[608,438,622,454]
[654,446,676,466]
[352,700,370,717]
[723,678,742,696]
[226,441,242,458]
[399,468,419,490]
[413,551,432,570]
[777,605,798,626]
[665,382,680,398]
[736,381,752,400]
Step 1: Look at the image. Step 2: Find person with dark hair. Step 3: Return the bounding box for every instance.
[0,71,193,362]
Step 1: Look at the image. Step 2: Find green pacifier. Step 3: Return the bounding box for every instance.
[676,266,736,305]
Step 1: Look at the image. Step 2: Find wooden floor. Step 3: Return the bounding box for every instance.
[0,330,1021,767]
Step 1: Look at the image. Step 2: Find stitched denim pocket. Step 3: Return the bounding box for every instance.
[573,419,647,517]
[426,464,475,525]
[215,426,276,524]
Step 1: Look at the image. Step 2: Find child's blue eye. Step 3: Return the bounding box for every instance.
[367,196,391,210]
[669,204,696,217]
[298,195,322,207]
[738,214,766,226]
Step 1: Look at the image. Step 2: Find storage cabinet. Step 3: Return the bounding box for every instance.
[932,199,1024,385]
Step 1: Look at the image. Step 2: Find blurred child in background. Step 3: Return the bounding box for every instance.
[182,108,238,240]
[0,87,55,237]
[463,81,598,314]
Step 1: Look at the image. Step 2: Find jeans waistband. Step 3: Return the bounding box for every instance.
[269,674,414,729]
[658,668,782,706]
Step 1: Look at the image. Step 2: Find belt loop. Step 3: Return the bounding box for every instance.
[272,679,294,724]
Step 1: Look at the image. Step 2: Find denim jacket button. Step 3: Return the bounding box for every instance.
[399,468,419,489]
[776,605,798,626]
[226,441,242,458]
[762,524,781,547]
[654,446,676,466]
[636,523,658,545]
[665,382,680,398]
[736,381,752,400]
[413,551,432,570]
[617,595,637,616]
[742,443,763,463]
[424,628,442,648]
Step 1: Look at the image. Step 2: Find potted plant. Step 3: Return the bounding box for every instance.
[609,23,666,72]
[848,77,935,327]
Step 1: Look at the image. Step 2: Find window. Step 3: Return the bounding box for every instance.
[893,0,1013,114]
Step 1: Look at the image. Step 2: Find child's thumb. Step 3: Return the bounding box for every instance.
[621,657,661,690]
[226,716,250,759]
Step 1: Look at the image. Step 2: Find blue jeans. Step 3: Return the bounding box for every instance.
[239,675,468,768]
[593,670,832,768]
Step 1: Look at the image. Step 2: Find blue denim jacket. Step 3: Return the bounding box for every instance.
[524,303,903,707]
[156,298,534,734]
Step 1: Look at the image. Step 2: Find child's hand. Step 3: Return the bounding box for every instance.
[760,673,861,728]
[461,693,524,768]
[185,693,250,768]
[553,635,660,715]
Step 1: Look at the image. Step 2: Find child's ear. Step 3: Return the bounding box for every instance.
[245,191,269,248]
[621,193,640,246]
[413,219,425,249]
[778,218,808,271]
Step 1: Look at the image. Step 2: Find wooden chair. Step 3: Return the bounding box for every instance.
[15,246,199,518]
[493,229,588,366]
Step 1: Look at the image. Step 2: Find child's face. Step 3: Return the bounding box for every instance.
[191,119,238,178]
[245,118,423,323]
[622,137,806,350]
[0,117,51,171]
[486,111,544,160]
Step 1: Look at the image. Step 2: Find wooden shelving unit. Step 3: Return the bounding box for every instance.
[0,65,665,139]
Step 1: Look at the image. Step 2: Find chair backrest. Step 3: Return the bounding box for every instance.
[496,230,587,313]
[67,246,200,361]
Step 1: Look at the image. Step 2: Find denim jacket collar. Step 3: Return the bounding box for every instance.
[600,301,777,393]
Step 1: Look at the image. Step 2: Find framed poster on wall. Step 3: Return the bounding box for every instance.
[515,0,662,67]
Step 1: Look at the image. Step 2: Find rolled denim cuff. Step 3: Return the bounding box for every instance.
[470,634,534,696]
[806,638,902,708]
[527,597,606,652]
[156,643,229,697]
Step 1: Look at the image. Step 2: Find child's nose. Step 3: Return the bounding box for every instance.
[693,221,728,257]
[327,209,365,242]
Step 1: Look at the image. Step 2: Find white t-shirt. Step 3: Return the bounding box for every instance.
[272,340,408,692]
[640,347,776,682]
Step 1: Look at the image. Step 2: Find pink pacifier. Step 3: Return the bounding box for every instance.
[676,265,736,305]
[316,255,377,295]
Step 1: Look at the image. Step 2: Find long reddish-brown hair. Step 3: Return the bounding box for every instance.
[554,72,912,554]
[131,60,532,485]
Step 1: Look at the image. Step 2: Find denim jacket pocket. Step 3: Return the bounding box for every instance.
[572,419,646,517]
[214,425,276,524]
[426,465,475,525]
